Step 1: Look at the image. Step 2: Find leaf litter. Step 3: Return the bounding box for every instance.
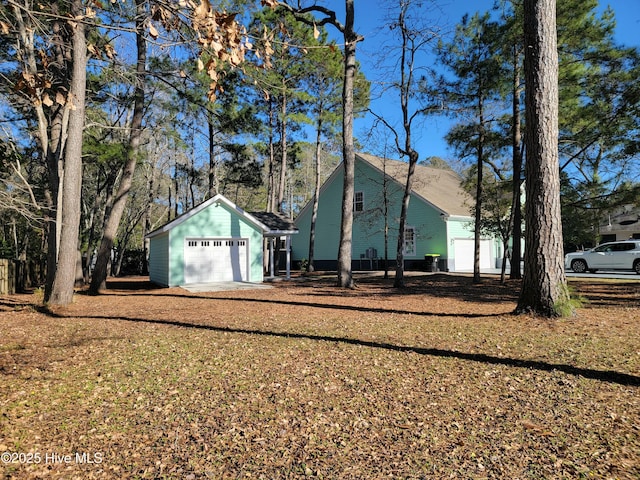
[0,273,638,479]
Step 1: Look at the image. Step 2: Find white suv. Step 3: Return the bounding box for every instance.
[565,240,640,274]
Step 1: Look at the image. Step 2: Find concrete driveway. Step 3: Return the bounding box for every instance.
[180,282,274,293]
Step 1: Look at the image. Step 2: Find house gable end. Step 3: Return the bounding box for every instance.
[146,194,269,239]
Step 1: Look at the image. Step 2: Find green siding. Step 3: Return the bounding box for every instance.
[445,217,474,270]
[445,217,503,271]
[293,158,453,266]
[148,233,170,286]
[446,217,474,243]
[292,166,343,262]
[167,202,263,286]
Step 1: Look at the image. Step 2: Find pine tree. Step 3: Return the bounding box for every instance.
[437,12,507,284]
[515,0,571,316]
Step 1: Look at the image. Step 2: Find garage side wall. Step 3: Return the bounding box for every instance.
[167,202,264,286]
[148,233,170,286]
[446,218,473,272]
[445,217,500,271]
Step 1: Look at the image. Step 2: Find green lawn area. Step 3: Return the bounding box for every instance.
[0,274,638,479]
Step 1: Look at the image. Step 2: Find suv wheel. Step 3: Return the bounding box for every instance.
[571,259,588,273]
[634,260,640,275]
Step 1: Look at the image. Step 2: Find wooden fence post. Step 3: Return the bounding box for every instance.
[0,259,16,294]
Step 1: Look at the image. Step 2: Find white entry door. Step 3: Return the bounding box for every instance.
[184,238,248,283]
[453,239,493,271]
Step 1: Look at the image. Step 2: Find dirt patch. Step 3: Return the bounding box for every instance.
[0,273,638,479]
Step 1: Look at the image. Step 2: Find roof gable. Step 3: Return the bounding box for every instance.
[295,153,472,220]
[145,194,270,239]
[357,153,472,217]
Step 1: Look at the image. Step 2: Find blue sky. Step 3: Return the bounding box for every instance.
[316,0,640,162]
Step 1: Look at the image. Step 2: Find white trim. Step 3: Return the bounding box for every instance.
[354,190,365,212]
[403,225,416,256]
[146,194,269,239]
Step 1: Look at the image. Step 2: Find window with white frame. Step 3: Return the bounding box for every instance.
[354,191,364,212]
[403,226,416,256]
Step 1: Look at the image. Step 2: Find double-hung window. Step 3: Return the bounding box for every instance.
[354,191,364,212]
[403,226,416,256]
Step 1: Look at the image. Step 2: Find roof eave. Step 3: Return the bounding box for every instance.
[264,230,299,236]
[145,194,270,239]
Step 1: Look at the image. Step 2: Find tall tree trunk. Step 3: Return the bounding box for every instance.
[90,0,146,293]
[382,160,390,279]
[142,163,156,273]
[277,87,288,213]
[510,44,523,280]
[167,179,173,222]
[48,0,87,306]
[173,162,179,218]
[188,156,196,209]
[207,110,218,198]
[516,0,570,316]
[394,150,419,288]
[473,102,485,284]
[337,0,358,288]
[393,3,420,289]
[267,101,276,213]
[307,116,323,272]
[13,0,66,300]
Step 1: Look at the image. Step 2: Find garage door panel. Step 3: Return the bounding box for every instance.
[184,238,248,283]
[453,239,492,271]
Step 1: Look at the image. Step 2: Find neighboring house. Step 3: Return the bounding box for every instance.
[599,204,640,243]
[146,194,297,286]
[292,152,501,272]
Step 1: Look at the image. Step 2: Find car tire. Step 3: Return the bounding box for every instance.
[634,260,640,275]
[571,259,588,273]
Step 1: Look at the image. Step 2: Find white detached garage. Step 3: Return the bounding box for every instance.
[146,194,296,286]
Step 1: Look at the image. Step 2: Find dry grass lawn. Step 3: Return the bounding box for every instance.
[0,273,639,479]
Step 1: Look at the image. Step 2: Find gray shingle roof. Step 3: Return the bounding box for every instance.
[250,211,298,234]
[357,152,472,217]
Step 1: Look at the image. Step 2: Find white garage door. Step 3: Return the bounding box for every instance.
[453,239,493,271]
[184,238,248,283]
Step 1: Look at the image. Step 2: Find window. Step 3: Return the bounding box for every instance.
[617,243,636,251]
[403,226,416,256]
[600,234,616,243]
[354,191,364,212]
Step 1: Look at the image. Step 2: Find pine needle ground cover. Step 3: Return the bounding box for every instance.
[1,274,638,479]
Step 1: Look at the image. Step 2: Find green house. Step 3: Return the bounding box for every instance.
[146,194,297,286]
[292,153,501,272]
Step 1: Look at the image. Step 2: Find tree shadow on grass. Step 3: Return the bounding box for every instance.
[304,273,523,304]
[104,277,165,291]
[0,297,35,311]
[85,274,516,318]
[569,281,640,308]
[77,291,511,319]
[98,274,639,310]
[44,310,640,388]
